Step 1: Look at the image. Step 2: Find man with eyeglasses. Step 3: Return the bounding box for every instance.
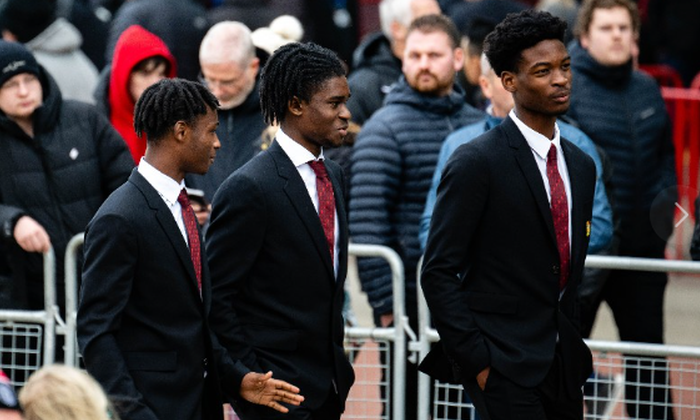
[187,21,267,222]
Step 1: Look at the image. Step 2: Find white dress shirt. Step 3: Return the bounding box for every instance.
[510,110,572,247]
[138,158,189,246]
[275,129,340,277]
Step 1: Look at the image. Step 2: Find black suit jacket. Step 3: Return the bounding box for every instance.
[206,140,355,413]
[420,117,594,396]
[78,170,248,420]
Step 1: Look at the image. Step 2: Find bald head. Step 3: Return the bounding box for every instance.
[199,21,256,66]
[198,21,260,110]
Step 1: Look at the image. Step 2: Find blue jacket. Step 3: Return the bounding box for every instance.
[419,113,613,254]
[349,77,484,317]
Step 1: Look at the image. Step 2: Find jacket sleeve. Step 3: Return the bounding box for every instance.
[91,108,134,194]
[206,173,264,373]
[349,120,401,317]
[78,213,159,420]
[421,143,491,378]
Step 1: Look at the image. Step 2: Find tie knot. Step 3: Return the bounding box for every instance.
[547,144,558,162]
[177,188,190,207]
[308,160,328,179]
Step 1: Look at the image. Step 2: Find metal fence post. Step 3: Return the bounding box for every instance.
[63,233,84,367]
[348,243,406,420]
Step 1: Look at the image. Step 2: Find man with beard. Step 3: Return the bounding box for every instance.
[187,21,268,221]
[348,13,483,420]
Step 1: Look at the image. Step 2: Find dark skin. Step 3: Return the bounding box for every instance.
[501,39,572,140]
[281,75,351,157]
[476,38,571,391]
[141,106,304,412]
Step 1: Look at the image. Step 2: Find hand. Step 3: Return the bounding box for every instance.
[476,366,490,391]
[13,216,51,253]
[240,371,304,413]
[379,313,394,328]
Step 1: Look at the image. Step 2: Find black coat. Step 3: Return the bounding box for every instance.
[0,67,133,310]
[206,140,355,414]
[78,170,248,420]
[421,117,594,397]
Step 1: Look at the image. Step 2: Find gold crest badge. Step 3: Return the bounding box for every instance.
[586,220,591,237]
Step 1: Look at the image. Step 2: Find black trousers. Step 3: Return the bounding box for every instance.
[462,350,583,420]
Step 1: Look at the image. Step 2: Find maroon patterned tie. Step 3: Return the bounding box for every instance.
[177,189,202,294]
[308,160,335,264]
[546,144,570,290]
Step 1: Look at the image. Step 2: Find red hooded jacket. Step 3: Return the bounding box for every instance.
[109,25,176,163]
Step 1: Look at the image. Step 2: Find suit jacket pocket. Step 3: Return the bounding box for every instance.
[124,351,177,372]
[466,292,518,315]
[246,326,299,351]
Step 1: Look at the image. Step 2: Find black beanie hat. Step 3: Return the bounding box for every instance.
[0,41,41,87]
[0,0,56,43]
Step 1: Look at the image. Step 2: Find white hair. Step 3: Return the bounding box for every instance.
[199,21,255,65]
[379,0,414,40]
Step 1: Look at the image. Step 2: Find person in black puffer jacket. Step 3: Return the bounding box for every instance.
[0,41,133,313]
[567,1,676,418]
[349,15,483,420]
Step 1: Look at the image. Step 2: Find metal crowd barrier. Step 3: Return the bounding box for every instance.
[0,248,57,388]
[417,255,700,420]
[342,243,407,420]
[63,233,84,367]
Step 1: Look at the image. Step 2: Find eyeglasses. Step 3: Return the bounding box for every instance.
[198,73,239,90]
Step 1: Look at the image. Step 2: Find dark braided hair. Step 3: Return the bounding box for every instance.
[134,78,219,143]
[259,42,346,126]
[484,9,567,77]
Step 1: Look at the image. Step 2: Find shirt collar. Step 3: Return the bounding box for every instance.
[137,157,186,206]
[509,109,561,160]
[275,128,325,167]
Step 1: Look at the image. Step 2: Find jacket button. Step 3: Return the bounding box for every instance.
[552,265,560,275]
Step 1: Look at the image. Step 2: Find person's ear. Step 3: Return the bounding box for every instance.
[173,120,188,143]
[502,71,516,93]
[288,96,303,117]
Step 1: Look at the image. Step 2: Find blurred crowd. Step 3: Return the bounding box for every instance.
[0,0,696,419]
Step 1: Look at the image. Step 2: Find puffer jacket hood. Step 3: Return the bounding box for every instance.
[109,24,176,162]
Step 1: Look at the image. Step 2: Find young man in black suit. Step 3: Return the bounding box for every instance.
[420,10,596,420]
[78,78,303,420]
[206,42,355,420]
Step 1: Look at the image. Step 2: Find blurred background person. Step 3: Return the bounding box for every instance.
[568,0,677,418]
[186,21,266,216]
[346,0,440,126]
[105,0,208,81]
[0,0,99,104]
[0,370,21,420]
[18,365,118,420]
[95,24,176,163]
[0,41,132,314]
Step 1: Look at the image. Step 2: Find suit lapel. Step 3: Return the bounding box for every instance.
[561,139,586,276]
[326,161,347,281]
[503,118,558,246]
[129,170,201,295]
[269,142,336,278]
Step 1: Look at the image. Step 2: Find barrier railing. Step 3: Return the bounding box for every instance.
[63,233,84,367]
[0,248,57,388]
[417,255,700,420]
[7,240,700,420]
[343,243,407,420]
